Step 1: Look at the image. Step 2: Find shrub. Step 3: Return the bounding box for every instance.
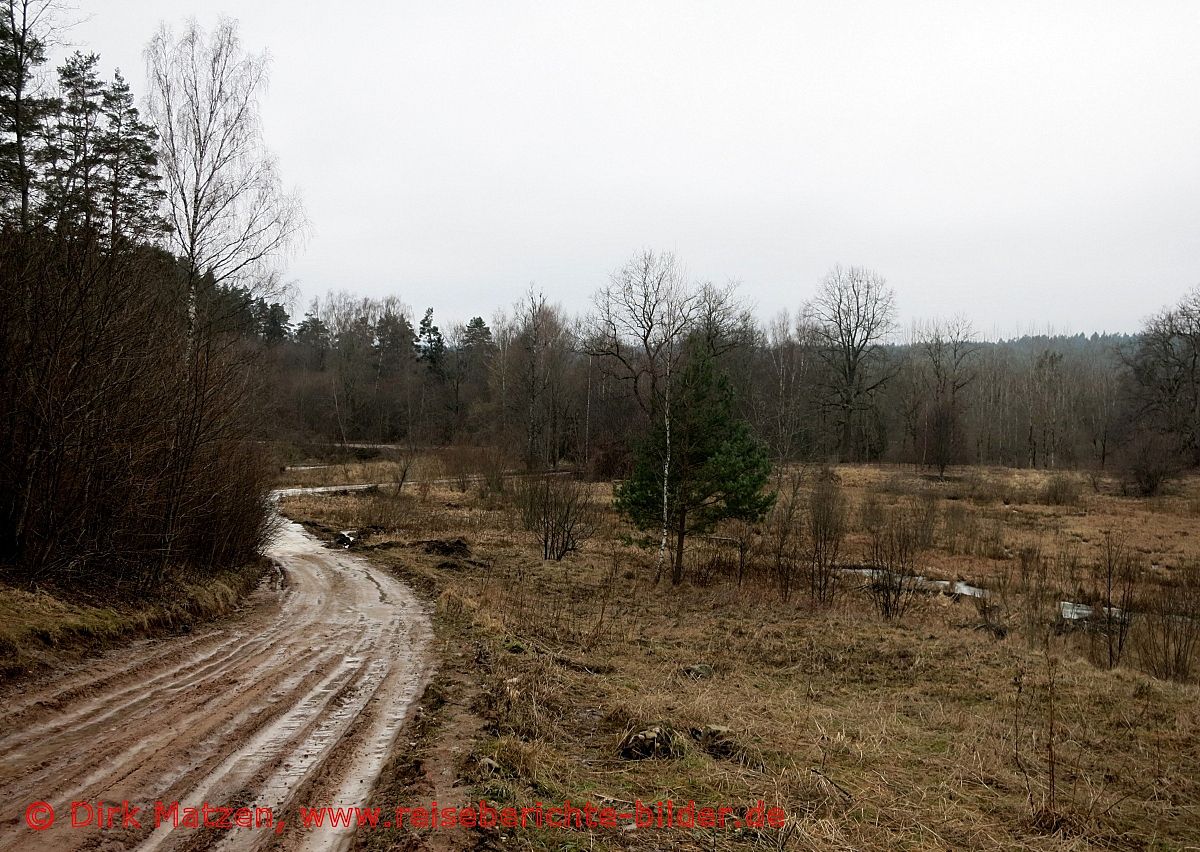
[1136,563,1200,682]
[1121,432,1181,497]
[767,471,805,602]
[866,508,924,620]
[808,477,846,604]
[859,490,885,534]
[1040,473,1081,506]
[1089,532,1139,669]
[915,489,939,548]
[942,501,977,555]
[514,475,596,560]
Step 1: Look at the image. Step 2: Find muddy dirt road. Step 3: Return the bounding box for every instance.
[0,512,433,852]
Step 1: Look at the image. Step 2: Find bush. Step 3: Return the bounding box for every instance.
[807,477,846,604]
[1039,473,1082,506]
[0,234,276,590]
[915,489,939,548]
[858,490,885,534]
[942,501,975,555]
[514,476,596,560]
[1120,432,1181,497]
[1136,564,1200,682]
[866,508,924,620]
[767,471,805,602]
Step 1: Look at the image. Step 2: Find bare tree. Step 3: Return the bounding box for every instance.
[1091,531,1138,669]
[755,311,821,462]
[1124,287,1200,472]
[1076,352,1123,471]
[144,17,305,335]
[805,266,897,461]
[915,317,978,477]
[511,289,573,469]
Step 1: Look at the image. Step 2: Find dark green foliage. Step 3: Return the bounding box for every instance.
[37,51,104,231]
[376,310,417,374]
[295,312,330,346]
[97,69,167,243]
[616,346,774,584]
[0,19,165,241]
[417,307,446,371]
[462,316,492,350]
[0,0,57,227]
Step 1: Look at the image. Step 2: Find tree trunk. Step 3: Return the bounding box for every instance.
[672,506,686,586]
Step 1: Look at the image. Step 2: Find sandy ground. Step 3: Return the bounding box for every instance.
[0,511,433,852]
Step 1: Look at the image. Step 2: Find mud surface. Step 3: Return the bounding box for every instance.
[0,517,433,852]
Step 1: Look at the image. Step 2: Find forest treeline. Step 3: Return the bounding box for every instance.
[253,258,1194,497]
[0,5,299,589]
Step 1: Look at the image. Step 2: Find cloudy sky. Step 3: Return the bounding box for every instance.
[73,1,1200,335]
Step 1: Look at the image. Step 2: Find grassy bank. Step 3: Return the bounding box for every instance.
[281,466,1200,851]
[0,559,270,681]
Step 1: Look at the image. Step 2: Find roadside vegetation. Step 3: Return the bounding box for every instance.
[0,7,296,626]
[0,559,270,680]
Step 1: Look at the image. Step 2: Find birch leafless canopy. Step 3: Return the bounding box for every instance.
[144,17,304,295]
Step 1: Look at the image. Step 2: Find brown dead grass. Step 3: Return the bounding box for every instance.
[0,559,269,681]
[282,465,1200,851]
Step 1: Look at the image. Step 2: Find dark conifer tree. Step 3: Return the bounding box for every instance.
[38,51,104,231]
[97,69,166,244]
[616,345,774,584]
[0,1,57,228]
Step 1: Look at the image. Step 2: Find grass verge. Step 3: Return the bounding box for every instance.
[0,558,270,681]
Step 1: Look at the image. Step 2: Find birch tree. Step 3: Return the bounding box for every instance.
[144,17,304,336]
[588,250,743,577]
[587,250,700,574]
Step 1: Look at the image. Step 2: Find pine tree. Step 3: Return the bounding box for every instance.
[462,316,492,350]
[97,69,166,244]
[616,345,774,584]
[376,310,416,376]
[0,1,57,228]
[254,300,291,344]
[295,312,331,371]
[38,51,104,232]
[417,307,446,371]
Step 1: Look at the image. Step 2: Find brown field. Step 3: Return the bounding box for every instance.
[281,464,1200,851]
[272,445,513,490]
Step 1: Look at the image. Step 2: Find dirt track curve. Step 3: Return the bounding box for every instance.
[0,504,433,852]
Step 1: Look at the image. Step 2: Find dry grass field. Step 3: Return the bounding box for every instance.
[280,464,1200,851]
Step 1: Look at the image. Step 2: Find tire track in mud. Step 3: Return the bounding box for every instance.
[0,508,433,852]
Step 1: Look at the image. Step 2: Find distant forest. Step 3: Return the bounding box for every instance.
[241,262,1187,492]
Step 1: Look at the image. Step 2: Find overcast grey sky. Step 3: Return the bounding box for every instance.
[72,1,1200,335]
